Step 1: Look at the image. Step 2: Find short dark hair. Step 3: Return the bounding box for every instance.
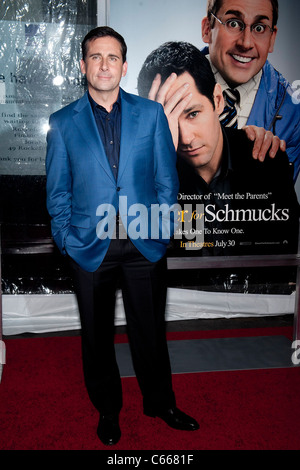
[207,0,279,28]
[81,26,127,62]
[137,41,216,108]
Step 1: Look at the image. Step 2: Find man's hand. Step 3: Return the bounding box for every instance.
[148,73,287,160]
[148,73,192,149]
[243,125,286,161]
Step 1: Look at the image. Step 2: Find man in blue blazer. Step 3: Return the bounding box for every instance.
[46,26,199,446]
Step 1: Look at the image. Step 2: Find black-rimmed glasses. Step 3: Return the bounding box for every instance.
[210,11,274,38]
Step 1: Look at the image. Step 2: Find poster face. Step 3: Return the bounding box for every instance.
[0,20,87,175]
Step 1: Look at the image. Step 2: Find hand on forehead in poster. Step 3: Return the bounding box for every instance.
[148,73,286,161]
[242,125,286,162]
[148,73,192,150]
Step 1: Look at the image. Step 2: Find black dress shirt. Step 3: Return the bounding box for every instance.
[89,92,121,180]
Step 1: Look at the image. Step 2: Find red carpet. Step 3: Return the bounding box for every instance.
[1,327,300,450]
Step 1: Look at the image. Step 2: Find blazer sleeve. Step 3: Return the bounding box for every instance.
[46,113,72,255]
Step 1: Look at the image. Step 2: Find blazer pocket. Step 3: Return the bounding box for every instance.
[135,134,152,143]
[133,133,153,149]
[70,212,91,229]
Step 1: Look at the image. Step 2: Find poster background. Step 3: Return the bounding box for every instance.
[0,21,89,175]
[0,0,96,176]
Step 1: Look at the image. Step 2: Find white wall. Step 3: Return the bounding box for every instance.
[109,0,206,94]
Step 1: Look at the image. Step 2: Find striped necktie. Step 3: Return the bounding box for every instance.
[219,89,240,128]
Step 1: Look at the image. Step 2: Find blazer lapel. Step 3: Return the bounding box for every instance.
[117,89,140,182]
[72,93,115,183]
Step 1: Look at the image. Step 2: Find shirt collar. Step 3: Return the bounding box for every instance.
[210,126,232,184]
[88,91,121,114]
[206,54,262,109]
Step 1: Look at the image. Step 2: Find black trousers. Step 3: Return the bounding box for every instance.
[69,237,176,416]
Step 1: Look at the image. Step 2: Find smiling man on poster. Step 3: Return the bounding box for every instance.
[201,0,300,181]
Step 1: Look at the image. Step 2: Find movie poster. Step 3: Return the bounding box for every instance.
[109,0,300,259]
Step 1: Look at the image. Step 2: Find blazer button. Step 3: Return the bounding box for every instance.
[117,187,121,192]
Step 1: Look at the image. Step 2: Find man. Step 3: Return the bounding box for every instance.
[46,27,199,447]
[137,41,299,256]
[201,0,300,182]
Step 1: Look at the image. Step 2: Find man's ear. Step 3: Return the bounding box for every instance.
[80,59,86,75]
[122,61,128,78]
[268,26,278,53]
[214,83,225,114]
[202,16,212,44]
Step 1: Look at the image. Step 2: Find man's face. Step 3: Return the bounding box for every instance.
[202,0,277,87]
[80,36,127,97]
[166,72,224,176]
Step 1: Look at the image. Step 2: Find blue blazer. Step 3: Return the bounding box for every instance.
[46,88,179,272]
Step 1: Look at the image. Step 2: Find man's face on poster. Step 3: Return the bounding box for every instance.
[166,72,224,175]
[202,0,278,88]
